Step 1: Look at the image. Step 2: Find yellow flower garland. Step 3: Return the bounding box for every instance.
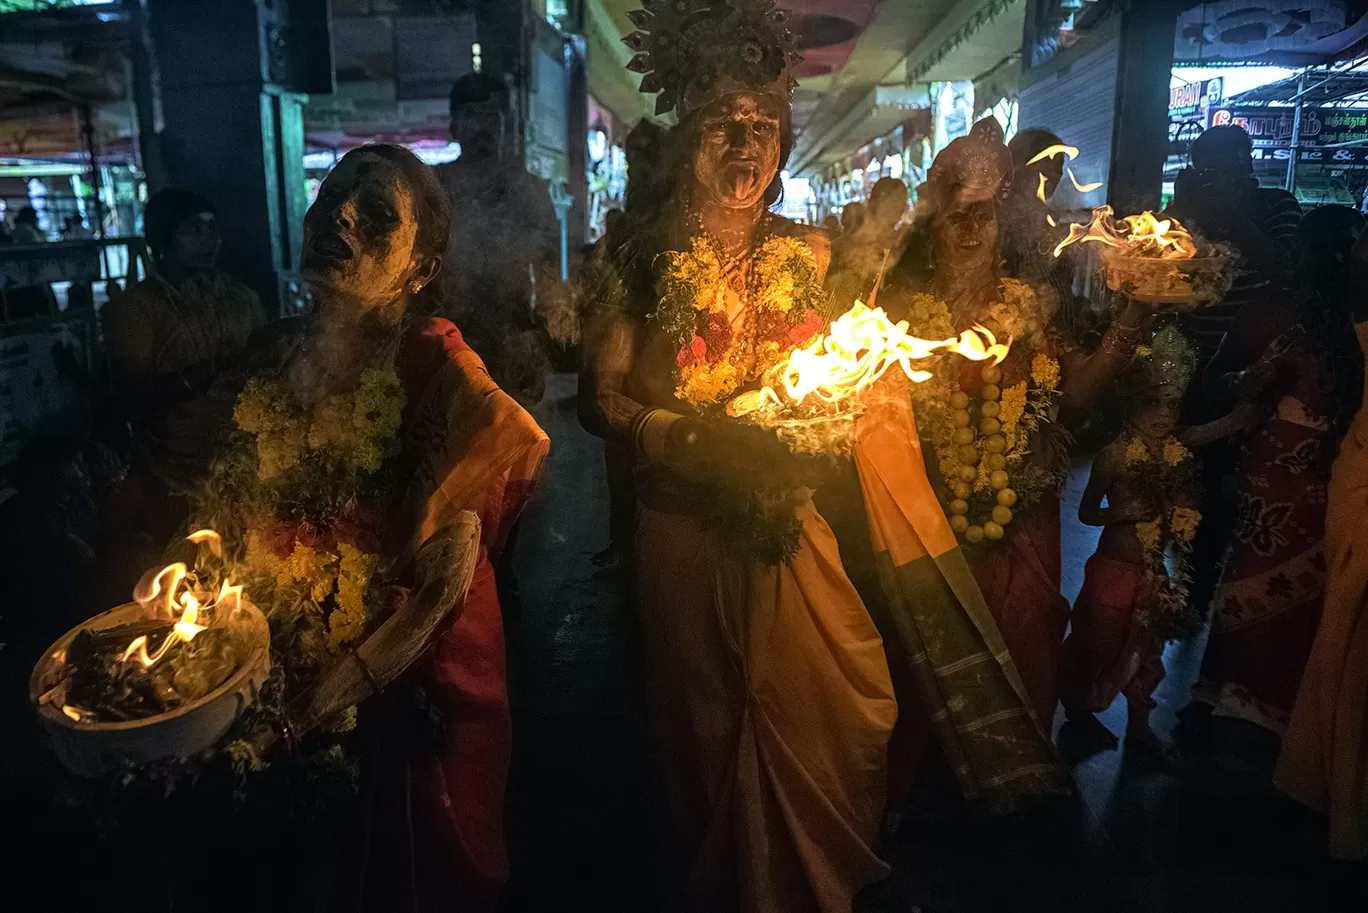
[234,368,405,481]
[229,362,405,662]
[329,543,378,650]
[677,359,745,407]
[658,233,823,408]
[1114,432,1203,640]
[1170,506,1201,543]
[1122,434,1191,469]
[909,285,1063,544]
[1163,438,1191,468]
[1136,518,1163,553]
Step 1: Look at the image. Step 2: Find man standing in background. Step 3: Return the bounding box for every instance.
[436,72,568,409]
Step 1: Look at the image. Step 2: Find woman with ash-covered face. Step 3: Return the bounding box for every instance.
[581,4,1063,909]
[885,119,1166,741]
[196,143,547,912]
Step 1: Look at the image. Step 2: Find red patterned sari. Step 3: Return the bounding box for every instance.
[1193,333,1333,733]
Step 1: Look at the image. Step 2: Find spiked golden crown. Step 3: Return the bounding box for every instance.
[623,0,801,118]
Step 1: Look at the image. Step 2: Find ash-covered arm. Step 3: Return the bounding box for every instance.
[579,310,649,446]
[1061,298,1149,413]
[577,313,798,483]
[283,511,482,738]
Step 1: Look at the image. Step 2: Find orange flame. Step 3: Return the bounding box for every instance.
[730,303,1010,416]
[1053,205,1198,260]
[119,530,235,670]
[1066,167,1103,193]
[1025,144,1078,167]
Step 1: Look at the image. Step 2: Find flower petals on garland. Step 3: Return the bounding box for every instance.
[226,365,405,667]
[1123,435,1204,641]
[657,234,825,408]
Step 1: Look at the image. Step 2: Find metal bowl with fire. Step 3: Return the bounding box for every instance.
[30,530,270,777]
[727,302,1010,454]
[1056,206,1235,308]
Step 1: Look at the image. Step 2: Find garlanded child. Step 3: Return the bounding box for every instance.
[1063,325,1203,759]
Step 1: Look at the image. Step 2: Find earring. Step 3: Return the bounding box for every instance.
[409,280,424,295]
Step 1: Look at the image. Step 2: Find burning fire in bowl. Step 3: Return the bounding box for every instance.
[728,303,1010,455]
[29,530,270,777]
[1055,206,1235,308]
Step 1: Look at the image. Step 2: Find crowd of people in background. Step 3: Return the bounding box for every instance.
[3,57,1368,912]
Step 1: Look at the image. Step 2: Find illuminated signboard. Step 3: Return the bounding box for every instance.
[1168,77,1224,154]
[1209,106,1368,166]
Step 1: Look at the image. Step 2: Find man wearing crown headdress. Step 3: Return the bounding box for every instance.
[580,5,1065,909]
[888,118,1160,729]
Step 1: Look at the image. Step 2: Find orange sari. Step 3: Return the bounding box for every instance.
[635,492,897,913]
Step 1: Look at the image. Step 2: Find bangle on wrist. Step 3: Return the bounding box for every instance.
[633,408,682,462]
[1101,329,1138,359]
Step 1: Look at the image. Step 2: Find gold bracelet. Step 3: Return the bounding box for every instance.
[635,408,683,463]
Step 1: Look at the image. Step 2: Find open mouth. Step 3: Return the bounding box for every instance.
[306,230,353,263]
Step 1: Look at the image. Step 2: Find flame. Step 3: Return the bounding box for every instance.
[732,303,1010,416]
[1025,144,1078,166]
[1066,167,1102,193]
[119,530,234,670]
[1053,205,1198,260]
[1036,175,1058,226]
[187,528,222,556]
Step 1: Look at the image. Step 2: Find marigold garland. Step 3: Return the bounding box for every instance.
[329,543,378,650]
[649,230,828,564]
[220,358,407,680]
[909,285,1063,543]
[1170,506,1201,542]
[656,233,825,407]
[235,368,404,480]
[1120,434,1204,641]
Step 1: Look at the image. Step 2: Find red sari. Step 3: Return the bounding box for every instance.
[1063,553,1167,726]
[1193,333,1332,733]
[966,496,1070,728]
[947,342,1071,730]
[351,318,549,913]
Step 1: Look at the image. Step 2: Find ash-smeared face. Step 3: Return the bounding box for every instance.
[692,92,783,211]
[302,152,421,310]
[934,188,999,275]
[1131,384,1183,439]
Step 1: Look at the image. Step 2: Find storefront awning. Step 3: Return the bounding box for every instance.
[791,85,931,175]
[905,0,1026,87]
[789,0,1024,176]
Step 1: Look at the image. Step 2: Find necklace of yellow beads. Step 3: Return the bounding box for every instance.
[944,361,1019,543]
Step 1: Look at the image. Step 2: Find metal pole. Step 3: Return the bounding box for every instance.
[1285,70,1306,193]
[79,104,108,239]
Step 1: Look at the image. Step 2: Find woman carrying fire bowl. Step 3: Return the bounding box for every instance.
[887,118,1160,733]
[194,143,547,911]
[581,4,1062,910]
